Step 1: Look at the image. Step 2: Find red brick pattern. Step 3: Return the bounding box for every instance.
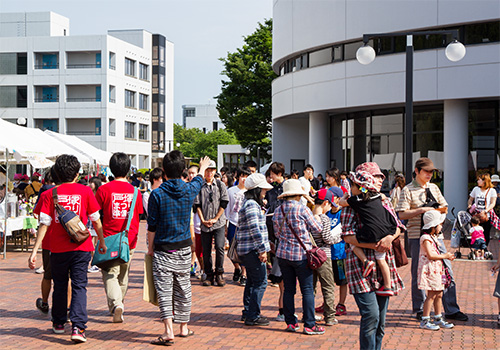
[0,223,499,349]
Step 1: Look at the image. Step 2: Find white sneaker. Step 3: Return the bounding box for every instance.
[276,313,285,322]
[420,319,440,330]
[113,306,124,323]
[433,317,454,329]
[35,266,44,274]
[88,265,100,273]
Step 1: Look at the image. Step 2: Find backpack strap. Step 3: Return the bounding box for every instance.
[124,187,138,233]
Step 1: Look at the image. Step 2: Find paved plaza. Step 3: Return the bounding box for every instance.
[1,223,499,349]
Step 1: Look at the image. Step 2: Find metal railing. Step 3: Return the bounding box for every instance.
[34,64,59,69]
[34,98,59,102]
[66,64,102,69]
[66,131,101,135]
[66,97,101,102]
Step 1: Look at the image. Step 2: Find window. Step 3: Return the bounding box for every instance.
[183,108,195,118]
[309,47,332,67]
[159,102,164,117]
[109,85,116,103]
[213,121,218,131]
[125,58,135,77]
[109,52,116,70]
[139,63,148,80]
[125,121,135,139]
[152,102,158,116]
[109,118,116,136]
[139,93,148,111]
[139,124,149,140]
[125,90,135,108]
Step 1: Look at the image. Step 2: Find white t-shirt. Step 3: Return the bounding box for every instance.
[193,212,201,234]
[469,186,497,211]
[226,185,245,226]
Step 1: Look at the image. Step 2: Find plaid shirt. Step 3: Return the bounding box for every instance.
[341,196,405,294]
[236,199,270,255]
[273,200,322,261]
[147,176,203,247]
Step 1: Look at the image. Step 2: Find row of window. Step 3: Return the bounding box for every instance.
[124,57,149,80]
[124,121,149,141]
[279,20,500,76]
[124,89,149,111]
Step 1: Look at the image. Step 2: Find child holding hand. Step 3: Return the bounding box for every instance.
[418,210,455,330]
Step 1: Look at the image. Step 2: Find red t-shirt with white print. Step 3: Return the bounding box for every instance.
[39,183,100,253]
[95,180,143,250]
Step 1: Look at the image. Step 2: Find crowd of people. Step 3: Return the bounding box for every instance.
[15,151,500,348]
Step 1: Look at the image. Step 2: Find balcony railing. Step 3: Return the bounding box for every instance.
[66,97,101,102]
[35,98,59,102]
[109,98,116,103]
[66,64,102,69]
[34,64,59,69]
[66,131,101,136]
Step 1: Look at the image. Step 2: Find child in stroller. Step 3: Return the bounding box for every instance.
[450,208,493,260]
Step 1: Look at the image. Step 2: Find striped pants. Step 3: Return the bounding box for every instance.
[153,247,192,323]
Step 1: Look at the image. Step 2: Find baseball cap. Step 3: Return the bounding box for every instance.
[245,173,273,190]
[317,188,333,203]
[207,160,217,169]
[327,186,344,199]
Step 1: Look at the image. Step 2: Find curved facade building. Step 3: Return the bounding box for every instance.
[272,0,500,211]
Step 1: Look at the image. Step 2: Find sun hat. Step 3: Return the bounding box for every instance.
[327,186,344,199]
[207,160,217,169]
[355,162,385,179]
[491,174,500,183]
[415,157,437,172]
[349,170,379,192]
[245,173,273,190]
[278,179,308,199]
[317,188,333,203]
[422,210,446,230]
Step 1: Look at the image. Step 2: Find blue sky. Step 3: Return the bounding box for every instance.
[1,0,272,124]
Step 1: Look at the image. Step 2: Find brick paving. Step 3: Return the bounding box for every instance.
[1,223,499,349]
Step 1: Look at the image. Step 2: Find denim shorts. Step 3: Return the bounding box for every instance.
[471,238,487,250]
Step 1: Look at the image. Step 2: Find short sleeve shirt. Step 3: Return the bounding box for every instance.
[395,181,447,239]
[469,186,497,211]
[39,183,100,253]
[96,180,144,250]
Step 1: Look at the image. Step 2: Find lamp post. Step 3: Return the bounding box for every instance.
[356,30,465,184]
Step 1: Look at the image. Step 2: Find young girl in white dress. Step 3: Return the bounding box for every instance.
[417,210,456,330]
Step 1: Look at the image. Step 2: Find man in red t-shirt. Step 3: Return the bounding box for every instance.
[28,155,107,343]
[95,152,143,323]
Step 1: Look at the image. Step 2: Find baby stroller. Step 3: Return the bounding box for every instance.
[450,208,493,259]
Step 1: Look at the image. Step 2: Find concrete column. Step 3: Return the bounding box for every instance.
[309,112,329,175]
[443,99,468,215]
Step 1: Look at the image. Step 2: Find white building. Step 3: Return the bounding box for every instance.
[182,104,223,133]
[272,0,500,212]
[0,11,174,169]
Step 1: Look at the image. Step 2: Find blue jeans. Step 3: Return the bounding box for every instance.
[51,251,91,329]
[353,292,389,350]
[278,258,315,328]
[240,250,268,321]
[409,238,460,315]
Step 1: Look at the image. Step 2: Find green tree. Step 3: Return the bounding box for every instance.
[173,124,239,162]
[216,19,276,155]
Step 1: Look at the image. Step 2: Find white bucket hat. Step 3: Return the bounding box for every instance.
[422,210,446,230]
[491,174,500,183]
[245,173,273,190]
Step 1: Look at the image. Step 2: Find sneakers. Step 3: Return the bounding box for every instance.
[52,323,65,334]
[335,304,347,316]
[233,268,242,282]
[245,316,270,326]
[362,260,376,278]
[315,303,324,314]
[276,313,285,322]
[88,265,100,273]
[71,327,87,343]
[303,325,325,335]
[36,298,49,314]
[113,306,124,323]
[375,286,395,297]
[239,276,247,286]
[324,318,339,326]
[35,266,45,274]
[420,319,440,330]
[416,311,424,320]
[433,317,454,329]
[286,323,300,332]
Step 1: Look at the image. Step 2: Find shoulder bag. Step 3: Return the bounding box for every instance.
[227,229,241,263]
[281,206,327,270]
[92,187,138,269]
[52,187,90,244]
[392,235,408,267]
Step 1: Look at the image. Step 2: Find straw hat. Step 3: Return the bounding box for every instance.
[422,210,446,230]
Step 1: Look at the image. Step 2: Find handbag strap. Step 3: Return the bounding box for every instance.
[124,187,138,233]
[281,205,309,252]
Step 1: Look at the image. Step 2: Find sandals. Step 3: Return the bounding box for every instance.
[179,329,195,338]
[151,336,174,346]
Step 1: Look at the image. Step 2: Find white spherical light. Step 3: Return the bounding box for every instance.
[445,41,466,62]
[356,45,376,65]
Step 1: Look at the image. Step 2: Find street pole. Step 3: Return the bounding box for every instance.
[405,35,414,185]
[257,147,260,173]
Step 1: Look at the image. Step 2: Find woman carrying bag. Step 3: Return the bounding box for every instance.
[468,173,498,247]
[237,173,273,326]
